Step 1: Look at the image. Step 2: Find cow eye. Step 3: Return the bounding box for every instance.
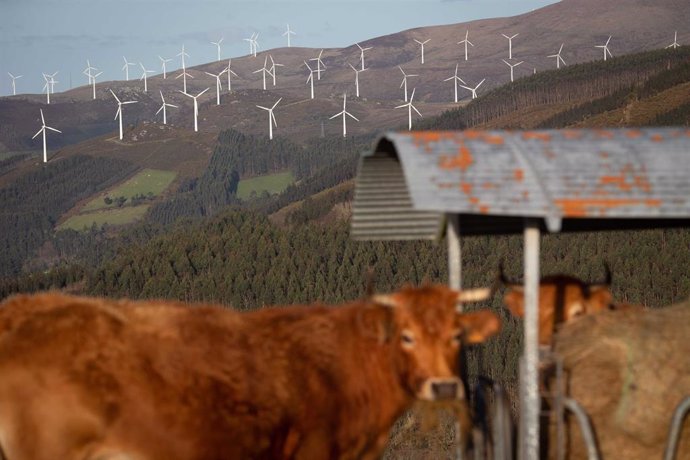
[452,331,463,345]
[401,330,415,348]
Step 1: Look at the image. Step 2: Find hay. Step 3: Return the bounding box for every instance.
[553,301,690,459]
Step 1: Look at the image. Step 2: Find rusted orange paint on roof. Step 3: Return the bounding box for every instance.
[439,142,474,172]
[544,149,556,159]
[523,132,551,142]
[600,175,632,191]
[562,130,583,140]
[514,169,524,182]
[651,134,664,142]
[554,198,662,217]
[460,182,473,195]
[599,151,609,159]
[460,130,504,145]
[595,130,615,139]
[626,130,642,139]
[469,196,480,205]
[479,205,489,214]
[410,131,456,144]
[634,176,652,193]
[482,182,495,190]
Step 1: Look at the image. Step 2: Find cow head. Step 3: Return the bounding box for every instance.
[371,284,500,402]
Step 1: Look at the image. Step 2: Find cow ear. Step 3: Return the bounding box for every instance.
[358,305,395,344]
[503,291,525,318]
[457,310,501,344]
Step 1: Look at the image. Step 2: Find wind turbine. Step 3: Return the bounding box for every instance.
[458,30,474,61]
[139,63,154,92]
[110,89,138,140]
[205,69,227,105]
[502,33,519,59]
[42,73,57,104]
[244,33,257,56]
[90,71,102,100]
[179,88,209,133]
[83,60,97,85]
[251,33,260,57]
[176,67,194,94]
[502,59,523,82]
[666,31,680,49]
[211,37,224,61]
[7,72,22,96]
[595,36,613,61]
[256,97,282,140]
[177,45,190,69]
[414,39,430,64]
[348,63,366,98]
[398,66,418,102]
[395,88,422,131]
[269,55,284,86]
[283,24,296,47]
[309,50,326,80]
[156,90,177,125]
[32,109,61,163]
[356,43,372,71]
[459,78,485,100]
[226,59,238,92]
[548,44,566,69]
[253,56,272,91]
[443,63,466,103]
[122,56,135,81]
[304,60,316,99]
[159,56,172,79]
[330,93,359,138]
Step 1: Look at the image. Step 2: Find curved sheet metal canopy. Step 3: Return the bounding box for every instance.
[352,128,690,240]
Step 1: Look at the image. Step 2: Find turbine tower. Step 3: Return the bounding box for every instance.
[244,33,258,56]
[32,109,61,163]
[666,31,680,49]
[90,71,102,100]
[179,88,210,133]
[269,55,284,86]
[356,43,372,71]
[256,97,282,140]
[42,73,57,104]
[283,24,296,47]
[458,30,474,61]
[7,72,22,96]
[309,50,326,80]
[502,33,519,59]
[348,63,366,98]
[83,60,97,85]
[205,69,228,105]
[226,59,238,92]
[548,44,566,69]
[443,63,466,103]
[502,59,523,82]
[159,56,172,79]
[459,78,485,100]
[122,56,135,81]
[110,89,138,140]
[395,88,422,131]
[398,66,418,102]
[330,93,359,138]
[156,90,178,125]
[211,37,224,61]
[139,63,154,92]
[251,33,260,57]
[414,39,430,64]
[595,36,613,61]
[304,61,316,99]
[253,56,272,91]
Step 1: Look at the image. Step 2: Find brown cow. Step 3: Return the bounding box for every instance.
[498,264,614,347]
[0,284,500,460]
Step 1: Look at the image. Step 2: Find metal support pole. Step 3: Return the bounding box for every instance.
[448,214,462,292]
[522,219,541,460]
[664,396,690,460]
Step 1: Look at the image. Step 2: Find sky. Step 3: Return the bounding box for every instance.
[0,0,558,96]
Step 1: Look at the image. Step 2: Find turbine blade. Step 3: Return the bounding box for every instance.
[347,112,359,121]
[45,126,61,133]
[257,105,269,110]
[329,112,343,119]
[197,88,210,97]
[156,105,164,115]
[395,103,408,109]
[272,97,282,109]
[109,89,120,103]
[412,105,422,117]
[40,109,45,124]
[32,128,44,139]
[114,107,121,120]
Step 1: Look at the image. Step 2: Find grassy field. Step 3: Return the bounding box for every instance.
[81,169,177,212]
[237,171,294,200]
[59,205,150,231]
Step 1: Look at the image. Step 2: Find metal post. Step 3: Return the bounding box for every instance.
[448,214,462,292]
[522,219,541,460]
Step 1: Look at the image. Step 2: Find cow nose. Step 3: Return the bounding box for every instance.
[431,381,459,400]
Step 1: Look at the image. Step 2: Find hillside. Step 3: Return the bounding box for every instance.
[0,0,688,152]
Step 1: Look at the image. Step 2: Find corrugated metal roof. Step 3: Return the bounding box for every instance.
[352,128,690,240]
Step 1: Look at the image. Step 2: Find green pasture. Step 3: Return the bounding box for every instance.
[59,205,150,231]
[81,169,176,212]
[237,171,294,200]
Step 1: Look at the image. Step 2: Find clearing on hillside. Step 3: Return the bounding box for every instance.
[58,205,150,231]
[81,169,177,212]
[237,171,294,200]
